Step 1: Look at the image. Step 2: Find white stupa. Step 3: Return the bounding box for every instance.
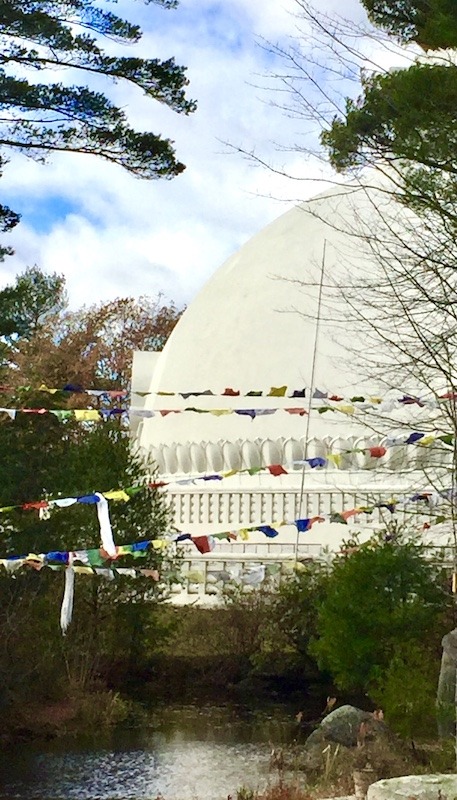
[131,180,450,570]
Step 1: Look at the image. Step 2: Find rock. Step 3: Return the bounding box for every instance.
[368,774,457,800]
[302,705,393,772]
[437,629,457,737]
[321,706,370,746]
[306,705,390,749]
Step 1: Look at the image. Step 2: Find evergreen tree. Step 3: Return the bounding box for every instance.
[320,1,457,216]
[0,267,180,712]
[0,0,196,254]
[310,538,449,694]
[361,0,457,49]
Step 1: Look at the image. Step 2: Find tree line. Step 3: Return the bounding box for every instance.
[0,266,183,736]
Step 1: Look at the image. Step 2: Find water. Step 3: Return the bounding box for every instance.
[0,703,305,800]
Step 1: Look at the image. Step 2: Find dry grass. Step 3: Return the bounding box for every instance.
[234,737,457,800]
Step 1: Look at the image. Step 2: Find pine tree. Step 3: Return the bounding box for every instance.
[0,0,196,254]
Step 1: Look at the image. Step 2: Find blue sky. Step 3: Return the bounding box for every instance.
[0,0,386,309]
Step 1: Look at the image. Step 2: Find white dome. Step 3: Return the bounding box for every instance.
[135,180,424,476]
[149,182,380,392]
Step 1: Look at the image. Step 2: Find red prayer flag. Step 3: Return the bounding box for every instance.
[192,536,213,554]
[369,446,387,458]
[268,464,288,476]
[22,501,49,510]
[223,388,240,396]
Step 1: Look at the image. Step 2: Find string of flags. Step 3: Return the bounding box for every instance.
[0,538,166,571]
[0,488,135,516]
[1,492,451,633]
[2,383,457,422]
[0,405,411,421]
[0,383,457,407]
[0,407,127,421]
[0,493,449,567]
[0,401,454,421]
[0,431,455,516]
[0,384,128,399]
[0,404,426,422]
[1,480,454,634]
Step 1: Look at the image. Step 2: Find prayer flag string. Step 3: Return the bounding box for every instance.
[0,493,451,570]
[1,383,457,409]
[0,427,455,517]
[2,502,453,633]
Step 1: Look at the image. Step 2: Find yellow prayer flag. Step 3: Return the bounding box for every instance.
[268,386,287,397]
[151,539,168,550]
[209,409,232,416]
[339,405,355,415]
[327,453,343,467]
[74,566,93,575]
[238,528,250,541]
[38,384,59,394]
[187,570,205,584]
[104,490,130,502]
[418,435,435,447]
[73,410,100,421]
[25,554,44,569]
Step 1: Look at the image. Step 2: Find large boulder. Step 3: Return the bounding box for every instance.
[302,704,393,771]
[368,774,457,800]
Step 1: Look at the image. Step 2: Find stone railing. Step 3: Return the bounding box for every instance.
[168,546,323,605]
[166,484,432,529]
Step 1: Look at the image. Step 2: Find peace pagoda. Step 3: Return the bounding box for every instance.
[130,179,451,590]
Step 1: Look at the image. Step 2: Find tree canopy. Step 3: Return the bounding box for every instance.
[310,539,448,693]
[0,0,196,255]
[0,267,182,388]
[322,64,457,174]
[0,266,181,712]
[0,0,195,175]
[320,2,457,217]
[361,0,457,49]
[0,265,66,341]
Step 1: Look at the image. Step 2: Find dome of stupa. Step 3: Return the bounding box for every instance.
[133,179,434,482]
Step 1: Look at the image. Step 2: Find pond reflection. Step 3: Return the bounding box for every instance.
[0,702,305,800]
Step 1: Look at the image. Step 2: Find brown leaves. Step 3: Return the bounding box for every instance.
[11,294,182,393]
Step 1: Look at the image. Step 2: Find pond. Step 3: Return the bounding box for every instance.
[0,702,308,800]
